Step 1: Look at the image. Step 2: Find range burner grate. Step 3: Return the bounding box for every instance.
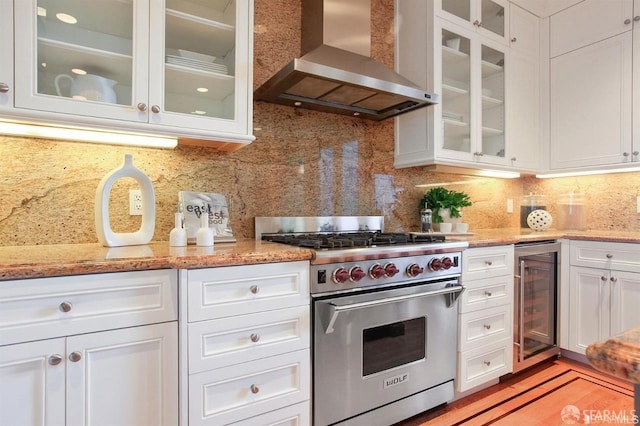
[262,231,445,249]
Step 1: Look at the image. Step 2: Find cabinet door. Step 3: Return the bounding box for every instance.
[0,339,65,426]
[550,33,633,170]
[148,0,253,137]
[0,0,12,109]
[569,267,609,354]
[66,322,178,426]
[610,270,640,336]
[509,4,539,55]
[436,0,509,45]
[14,0,150,122]
[479,39,507,163]
[634,2,640,162]
[550,0,633,57]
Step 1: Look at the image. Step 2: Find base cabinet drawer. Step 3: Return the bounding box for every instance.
[227,401,310,426]
[458,306,512,351]
[463,246,514,281]
[188,305,310,374]
[457,338,513,392]
[570,241,640,273]
[189,349,310,426]
[459,275,513,314]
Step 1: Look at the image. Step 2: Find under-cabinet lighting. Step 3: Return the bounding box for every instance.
[191,110,206,115]
[37,7,46,17]
[0,121,177,149]
[56,13,77,24]
[536,167,640,178]
[72,68,87,75]
[196,87,208,93]
[476,169,520,179]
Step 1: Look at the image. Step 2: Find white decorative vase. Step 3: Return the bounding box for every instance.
[95,154,156,247]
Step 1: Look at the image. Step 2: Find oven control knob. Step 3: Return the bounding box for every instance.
[369,264,386,279]
[350,266,366,282]
[428,258,443,271]
[442,257,453,269]
[332,267,350,284]
[384,263,399,277]
[407,263,424,277]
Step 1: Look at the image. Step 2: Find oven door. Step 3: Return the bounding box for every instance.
[313,280,463,426]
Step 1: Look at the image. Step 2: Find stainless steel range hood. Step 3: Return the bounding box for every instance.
[254,0,438,121]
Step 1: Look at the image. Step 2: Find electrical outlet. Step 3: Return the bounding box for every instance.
[506,198,514,213]
[129,189,143,215]
[637,196,640,213]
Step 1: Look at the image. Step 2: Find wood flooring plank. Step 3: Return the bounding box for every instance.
[395,359,636,426]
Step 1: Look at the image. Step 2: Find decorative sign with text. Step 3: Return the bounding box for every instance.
[178,191,235,243]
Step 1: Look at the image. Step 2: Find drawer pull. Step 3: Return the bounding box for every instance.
[606,254,613,259]
[484,291,492,297]
[484,324,491,330]
[48,354,63,366]
[250,333,260,343]
[250,384,260,394]
[250,285,259,294]
[484,361,491,367]
[484,261,493,266]
[68,351,82,363]
[59,301,73,313]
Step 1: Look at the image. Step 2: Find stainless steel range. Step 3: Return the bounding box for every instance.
[256,216,468,426]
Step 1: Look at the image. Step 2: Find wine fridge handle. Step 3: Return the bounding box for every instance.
[517,260,526,363]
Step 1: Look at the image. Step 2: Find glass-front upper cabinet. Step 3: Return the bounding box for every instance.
[148,0,252,135]
[436,0,509,45]
[14,0,148,122]
[0,0,13,109]
[438,21,507,165]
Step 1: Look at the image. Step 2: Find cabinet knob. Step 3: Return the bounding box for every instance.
[485,260,493,266]
[635,15,640,22]
[151,105,161,114]
[137,102,148,112]
[59,301,73,313]
[624,18,632,25]
[250,285,259,294]
[601,276,608,282]
[484,324,491,330]
[484,291,492,297]
[623,152,630,157]
[484,360,491,366]
[606,253,613,259]
[48,354,63,366]
[510,157,517,162]
[473,20,481,27]
[474,151,484,157]
[0,82,9,93]
[68,351,82,362]
[633,151,639,156]
[250,333,260,343]
[610,276,618,283]
[511,37,517,43]
[250,384,260,394]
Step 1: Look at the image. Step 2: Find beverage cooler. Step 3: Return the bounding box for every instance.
[513,241,561,372]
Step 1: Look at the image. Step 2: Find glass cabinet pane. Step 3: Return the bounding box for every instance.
[481,0,506,38]
[164,0,236,120]
[441,0,471,22]
[35,0,133,106]
[480,44,505,157]
[441,29,471,153]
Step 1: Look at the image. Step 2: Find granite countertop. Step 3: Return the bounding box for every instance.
[0,240,313,281]
[1,228,639,281]
[586,326,640,385]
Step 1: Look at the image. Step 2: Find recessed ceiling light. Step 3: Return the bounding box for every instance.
[37,7,47,16]
[71,68,87,75]
[196,87,208,93]
[56,13,77,24]
[294,101,302,106]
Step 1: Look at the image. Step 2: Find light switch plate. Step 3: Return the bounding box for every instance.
[507,199,514,213]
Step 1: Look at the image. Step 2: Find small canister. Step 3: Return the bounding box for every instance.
[520,193,547,228]
[556,193,587,230]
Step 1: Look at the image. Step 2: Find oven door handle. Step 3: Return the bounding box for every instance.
[317,285,465,334]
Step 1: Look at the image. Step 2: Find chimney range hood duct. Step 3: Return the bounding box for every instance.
[254,0,438,121]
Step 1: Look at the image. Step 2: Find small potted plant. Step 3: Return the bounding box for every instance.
[420,187,472,226]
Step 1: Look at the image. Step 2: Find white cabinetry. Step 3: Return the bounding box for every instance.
[457,245,514,392]
[567,240,640,355]
[549,0,640,170]
[181,261,311,425]
[395,0,540,173]
[0,0,12,110]
[8,0,254,148]
[0,270,179,426]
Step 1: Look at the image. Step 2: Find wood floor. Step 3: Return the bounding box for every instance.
[395,358,636,425]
